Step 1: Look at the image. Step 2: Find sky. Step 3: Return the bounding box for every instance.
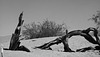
[0,0,100,36]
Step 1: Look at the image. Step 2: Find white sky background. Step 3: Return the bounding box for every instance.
[0,0,100,36]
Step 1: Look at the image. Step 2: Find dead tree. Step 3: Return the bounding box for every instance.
[35,35,73,51]
[34,30,74,52]
[9,12,24,50]
[67,27,100,45]
[35,27,100,52]
[62,27,100,52]
[8,12,30,52]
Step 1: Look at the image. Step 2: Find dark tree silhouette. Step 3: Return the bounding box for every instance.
[35,27,100,52]
[8,12,30,52]
[68,27,100,45]
[9,12,24,50]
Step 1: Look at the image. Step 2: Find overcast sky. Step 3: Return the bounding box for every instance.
[0,0,100,36]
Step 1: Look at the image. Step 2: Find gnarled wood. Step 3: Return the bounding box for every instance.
[9,12,23,50]
[9,12,30,52]
[35,27,100,52]
[76,46,100,52]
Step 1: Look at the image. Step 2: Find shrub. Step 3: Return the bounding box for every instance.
[22,19,67,39]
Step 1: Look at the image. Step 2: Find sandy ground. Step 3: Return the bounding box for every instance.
[3,49,100,57]
[1,36,100,57]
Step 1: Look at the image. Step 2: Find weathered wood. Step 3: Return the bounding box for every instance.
[76,46,100,52]
[34,33,74,52]
[35,34,74,52]
[35,30,70,50]
[63,27,100,52]
[62,38,74,52]
[17,45,30,52]
[9,34,20,50]
[35,27,100,52]
[8,12,31,52]
[35,36,63,50]
[68,27,100,46]
[68,27,99,44]
[9,12,24,50]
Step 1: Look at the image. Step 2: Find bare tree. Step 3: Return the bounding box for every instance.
[35,27,100,52]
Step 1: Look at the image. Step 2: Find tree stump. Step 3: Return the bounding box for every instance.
[8,12,30,52]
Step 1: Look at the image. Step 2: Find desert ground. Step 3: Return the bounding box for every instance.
[0,35,100,57]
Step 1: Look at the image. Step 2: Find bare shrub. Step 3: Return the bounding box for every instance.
[22,19,67,39]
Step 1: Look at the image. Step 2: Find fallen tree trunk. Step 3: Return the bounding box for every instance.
[35,33,74,52]
[35,27,100,52]
[35,35,71,50]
